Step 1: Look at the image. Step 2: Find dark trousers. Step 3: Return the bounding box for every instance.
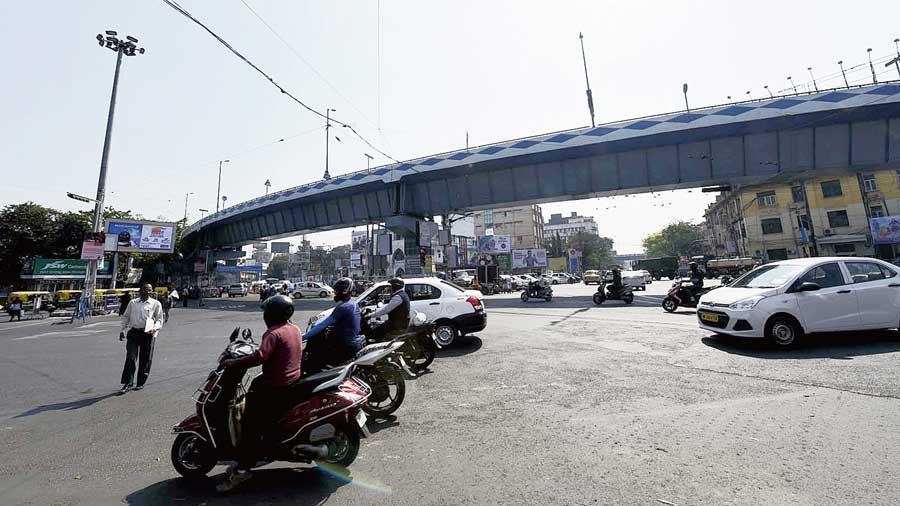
[121,328,155,387]
[8,310,22,322]
[238,378,290,469]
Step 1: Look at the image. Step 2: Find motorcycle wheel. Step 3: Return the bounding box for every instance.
[171,433,216,479]
[520,292,529,302]
[544,295,552,302]
[662,297,678,313]
[403,335,435,372]
[320,422,361,467]
[592,292,605,305]
[362,364,406,417]
[624,293,634,304]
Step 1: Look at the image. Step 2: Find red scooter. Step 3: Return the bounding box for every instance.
[662,280,712,312]
[170,328,371,479]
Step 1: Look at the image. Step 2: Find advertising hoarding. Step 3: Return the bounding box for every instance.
[351,230,368,252]
[512,248,548,268]
[271,241,291,254]
[478,235,511,254]
[22,259,112,278]
[81,232,105,260]
[106,219,176,253]
[870,215,900,244]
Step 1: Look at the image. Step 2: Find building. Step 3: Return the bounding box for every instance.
[703,169,900,262]
[472,205,544,250]
[544,212,599,242]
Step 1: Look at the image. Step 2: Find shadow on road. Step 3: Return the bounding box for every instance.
[702,330,900,360]
[484,295,653,310]
[436,336,482,357]
[124,466,348,505]
[366,414,400,434]
[176,298,336,314]
[15,391,119,418]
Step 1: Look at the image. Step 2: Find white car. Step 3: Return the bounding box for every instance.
[697,257,900,347]
[622,270,647,291]
[308,278,486,346]
[292,281,334,299]
[639,270,653,284]
[227,283,248,297]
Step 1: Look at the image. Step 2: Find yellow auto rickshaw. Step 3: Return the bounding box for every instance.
[6,291,51,316]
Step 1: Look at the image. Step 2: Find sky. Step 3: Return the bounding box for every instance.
[2,1,900,253]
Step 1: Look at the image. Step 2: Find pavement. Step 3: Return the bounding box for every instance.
[1,281,900,505]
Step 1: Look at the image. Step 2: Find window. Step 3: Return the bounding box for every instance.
[821,180,842,198]
[827,210,850,228]
[757,191,777,208]
[406,283,441,301]
[845,261,886,283]
[766,248,788,260]
[795,263,845,289]
[833,243,856,255]
[483,209,493,228]
[862,174,878,193]
[798,214,811,231]
[791,185,806,203]
[761,218,783,234]
[880,264,898,278]
[870,205,886,218]
[732,264,806,288]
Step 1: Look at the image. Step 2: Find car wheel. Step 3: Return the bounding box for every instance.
[766,316,802,348]
[434,321,459,347]
[319,291,328,298]
[294,292,304,299]
[520,292,529,302]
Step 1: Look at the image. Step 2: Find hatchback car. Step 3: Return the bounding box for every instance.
[697,257,900,347]
[583,270,602,284]
[292,281,334,299]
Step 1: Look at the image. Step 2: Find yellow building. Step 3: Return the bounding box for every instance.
[704,169,900,261]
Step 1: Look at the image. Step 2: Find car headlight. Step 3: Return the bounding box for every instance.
[728,295,765,310]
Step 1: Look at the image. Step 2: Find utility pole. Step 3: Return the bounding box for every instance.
[885,38,900,79]
[215,159,230,213]
[324,108,336,179]
[764,85,773,98]
[83,31,144,313]
[264,179,271,195]
[578,32,596,127]
[838,60,850,89]
[682,83,690,112]
[807,67,818,92]
[365,153,373,172]
[867,48,878,84]
[787,76,797,94]
[183,192,194,222]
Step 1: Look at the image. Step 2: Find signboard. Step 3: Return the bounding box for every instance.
[350,252,362,268]
[215,265,262,273]
[351,231,368,252]
[568,249,582,258]
[405,258,424,276]
[376,234,392,256]
[80,233,105,261]
[106,219,176,253]
[497,254,511,272]
[252,242,268,251]
[271,241,291,254]
[125,268,143,284]
[870,215,900,244]
[194,259,206,273]
[478,235,511,254]
[424,255,433,274]
[419,221,439,247]
[23,259,112,279]
[512,248,548,268]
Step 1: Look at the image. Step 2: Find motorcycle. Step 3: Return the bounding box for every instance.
[170,328,371,479]
[662,280,713,312]
[592,281,634,305]
[520,281,553,302]
[362,311,438,374]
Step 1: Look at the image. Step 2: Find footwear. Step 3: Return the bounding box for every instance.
[118,384,133,395]
[134,385,144,391]
[216,469,252,493]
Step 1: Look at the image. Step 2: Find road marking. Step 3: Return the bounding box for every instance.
[12,330,106,341]
[0,321,49,331]
[77,321,119,328]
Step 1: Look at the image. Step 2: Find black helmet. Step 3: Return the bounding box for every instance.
[388,278,405,291]
[333,277,354,299]
[689,261,699,269]
[261,294,294,325]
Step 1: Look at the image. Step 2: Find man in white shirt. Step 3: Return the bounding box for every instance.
[118,283,164,394]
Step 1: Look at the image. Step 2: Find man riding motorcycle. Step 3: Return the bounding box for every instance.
[217,294,302,492]
[366,278,410,341]
[610,266,624,291]
[686,261,705,302]
[303,277,364,373]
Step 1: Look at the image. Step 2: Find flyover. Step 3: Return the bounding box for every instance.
[183,82,900,252]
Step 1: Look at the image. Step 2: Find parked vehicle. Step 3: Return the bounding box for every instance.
[639,270,653,284]
[592,280,634,304]
[705,257,758,278]
[227,283,248,297]
[170,328,371,478]
[697,257,900,347]
[309,278,486,348]
[583,270,602,285]
[633,256,679,280]
[521,280,553,302]
[351,280,374,297]
[602,270,646,290]
[292,282,334,299]
[662,280,715,312]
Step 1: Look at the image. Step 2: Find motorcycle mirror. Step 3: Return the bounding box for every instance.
[229,327,240,342]
[242,328,254,343]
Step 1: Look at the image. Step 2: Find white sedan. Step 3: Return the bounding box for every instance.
[697,257,900,347]
[292,281,334,299]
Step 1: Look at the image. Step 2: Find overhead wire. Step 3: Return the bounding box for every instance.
[160,0,400,164]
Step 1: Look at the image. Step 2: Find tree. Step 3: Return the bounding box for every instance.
[566,232,615,270]
[543,232,565,257]
[642,221,705,258]
[267,255,289,279]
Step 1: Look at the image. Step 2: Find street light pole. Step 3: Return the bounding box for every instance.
[264,179,271,195]
[215,159,230,213]
[83,31,144,314]
[682,83,689,113]
[867,48,878,84]
[838,60,850,89]
[365,153,373,172]
[324,108,336,180]
[198,208,208,220]
[183,191,194,222]
[578,32,596,127]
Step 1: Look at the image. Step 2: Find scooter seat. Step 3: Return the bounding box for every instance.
[289,367,344,402]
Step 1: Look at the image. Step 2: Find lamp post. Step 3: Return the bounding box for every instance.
[221,195,228,209]
[83,31,144,313]
[183,191,194,222]
[198,208,208,220]
[578,32,596,127]
[682,83,690,112]
[324,108,336,180]
[838,60,850,89]
[365,153,373,171]
[264,179,271,195]
[215,159,230,213]
[807,67,818,92]
[867,48,878,84]
[787,76,797,93]
[764,85,773,98]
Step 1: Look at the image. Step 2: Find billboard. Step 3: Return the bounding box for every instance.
[512,248,548,268]
[351,231,368,252]
[478,235,511,254]
[81,232,105,261]
[271,241,291,254]
[252,242,268,251]
[106,219,176,253]
[870,215,900,244]
[23,259,112,278]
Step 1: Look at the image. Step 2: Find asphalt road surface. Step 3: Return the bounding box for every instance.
[2,281,900,505]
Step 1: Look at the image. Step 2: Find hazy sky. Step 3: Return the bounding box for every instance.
[3,1,899,253]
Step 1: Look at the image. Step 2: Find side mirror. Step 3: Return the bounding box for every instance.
[794,282,821,293]
[229,327,240,342]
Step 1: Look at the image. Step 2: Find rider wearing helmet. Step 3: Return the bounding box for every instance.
[218,294,302,492]
[367,278,411,340]
[688,261,705,301]
[302,277,364,372]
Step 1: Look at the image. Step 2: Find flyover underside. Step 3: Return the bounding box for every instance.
[191,109,900,250]
[404,112,900,216]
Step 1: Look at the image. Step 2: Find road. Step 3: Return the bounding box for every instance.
[2,281,900,505]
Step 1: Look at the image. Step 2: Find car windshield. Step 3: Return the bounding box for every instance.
[439,280,466,293]
[730,264,805,288]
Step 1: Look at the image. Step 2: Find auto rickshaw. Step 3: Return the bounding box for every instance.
[6,291,51,318]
